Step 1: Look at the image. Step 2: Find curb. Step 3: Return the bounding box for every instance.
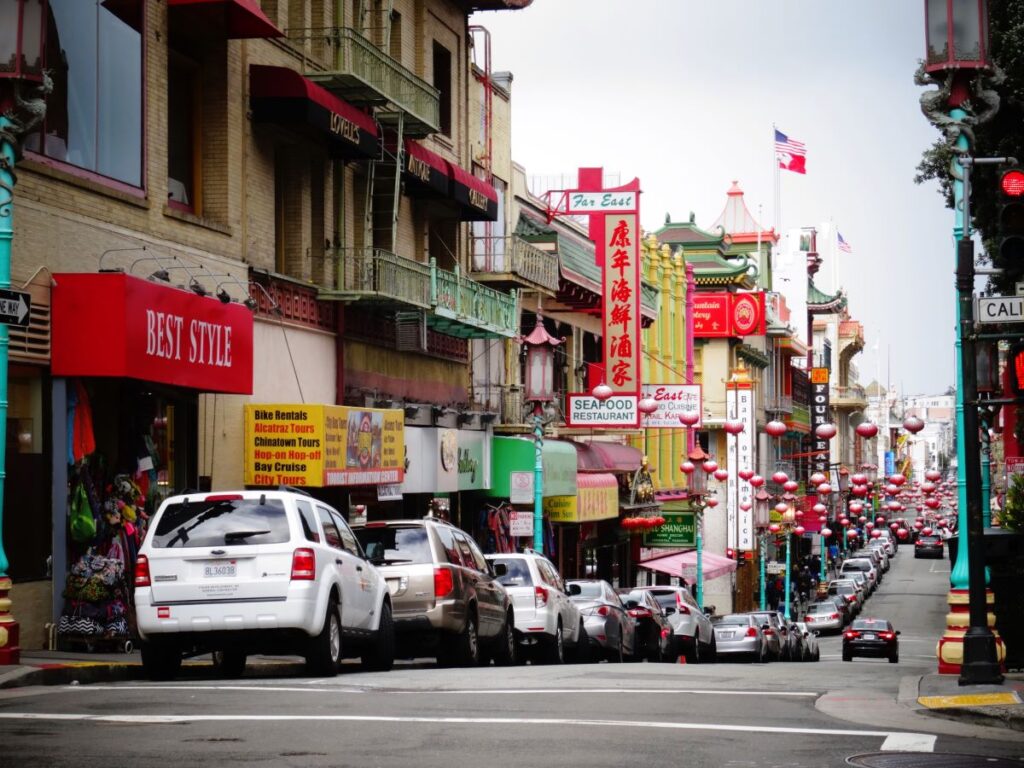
[918,704,1024,733]
[0,660,316,690]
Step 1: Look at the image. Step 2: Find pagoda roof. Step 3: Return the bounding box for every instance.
[710,181,778,245]
[654,214,729,248]
[688,251,758,288]
[807,278,846,313]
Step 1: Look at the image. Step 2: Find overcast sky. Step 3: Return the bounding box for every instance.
[472,0,961,397]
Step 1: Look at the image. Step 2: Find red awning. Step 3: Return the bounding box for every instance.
[168,0,283,38]
[577,472,618,490]
[639,550,738,581]
[402,139,450,198]
[447,162,498,222]
[572,440,643,473]
[250,66,380,159]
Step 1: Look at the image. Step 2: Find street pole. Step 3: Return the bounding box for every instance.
[759,533,766,611]
[0,117,16,663]
[783,529,792,620]
[532,402,544,552]
[696,505,704,610]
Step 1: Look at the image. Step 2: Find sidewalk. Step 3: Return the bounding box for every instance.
[911,670,1024,732]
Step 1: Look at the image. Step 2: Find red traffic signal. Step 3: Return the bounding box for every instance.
[1001,169,1024,198]
[1009,343,1024,397]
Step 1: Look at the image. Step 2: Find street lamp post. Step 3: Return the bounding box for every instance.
[519,314,562,552]
[0,0,49,665]
[920,0,1004,683]
[755,488,770,610]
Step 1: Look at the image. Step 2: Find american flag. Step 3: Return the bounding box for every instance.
[838,231,852,253]
[775,129,806,174]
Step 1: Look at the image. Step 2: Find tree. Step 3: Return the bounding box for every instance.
[916,1,1024,293]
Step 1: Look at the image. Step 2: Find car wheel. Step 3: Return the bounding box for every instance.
[705,635,717,664]
[306,598,342,677]
[212,648,247,679]
[842,649,852,662]
[609,634,624,663]
[455,610,480,667]
[361,601,395,672]
[889,653,899,664]
[685,634,700,664]
[544,619,565,664]
[493,610,519,667]
[141,640,182,682]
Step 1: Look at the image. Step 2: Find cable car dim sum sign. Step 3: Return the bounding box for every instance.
[548,168,642,427]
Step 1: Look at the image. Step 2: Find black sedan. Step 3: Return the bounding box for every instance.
[914,534,944,559]
[619,588,675,662]
[842,617,900,663]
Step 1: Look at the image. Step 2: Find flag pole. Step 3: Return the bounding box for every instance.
[772,123,781,234]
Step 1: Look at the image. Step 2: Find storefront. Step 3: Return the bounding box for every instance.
[485,437,577,558]
[399,426,491,530]
[48,272,255,649]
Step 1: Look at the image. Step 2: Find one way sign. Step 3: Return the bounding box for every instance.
[0,289,31,327]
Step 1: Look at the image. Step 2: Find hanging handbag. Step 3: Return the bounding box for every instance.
[69,482,96,543]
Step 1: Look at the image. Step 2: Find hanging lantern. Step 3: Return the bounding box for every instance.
[706,497,719,508]
[849,501,864,514]
[809,472,827,487]
[889,474,906,487]
[819,515,828,523]
[888,500,902,511]
[637,397,659,415]
[765,420,787,438]
[851,473,868,486]
[815,423,837,440]
[783,480,799,493]
[902,416,925,434]
[870,529,882,539]
[921,482,936,494]
[916,504,924,512]
[740,501,753,511]
[723,420,745,435]
[851,485,868,497]
[749,475,765,488]
[914,521,924,530]
[866,521,875,530]
[592,382,613,401]
[926,498,941,509]
[840,517,851,527]
[876,516,886,525]
[771,471,789,485]
[774,501,789,514]
[794,525,806,536]
[925,469,942,482]
[885,484,900,496]
[680,460,696,475]
[678,410,701,427]
[738,469,755,481]
[846,529,859,539]
[769,523,782,534]
[821,527,833,537]
[890,522,900,531]
[922,526,933,536]
[812,503,827,515]
[858,516,868,524]
[702,460,718,474]
[817,483,832,495]
[855,422,878,439]
[713,468,729,482]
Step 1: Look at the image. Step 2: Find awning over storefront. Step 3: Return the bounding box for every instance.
[403,139,451,198]
[398,139,498,221]
[168,0,283,38]
[546,473,619,524]
[52,273,254,395]
[448,162,498,222]
[571,440,643,473]
[250,65,380,159]
[639,550,738,581]
[487,436,576,498]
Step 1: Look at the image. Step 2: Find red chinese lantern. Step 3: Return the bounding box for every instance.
[902,416,924,434]
[713,468,729,482]
[678,411,700,427]
[771,471,789,485]
[821,527,833,537]
[738,469,755,481]
[851,473,868,486]
[749,475,765,488]
[740,501,753,511]
[774,502,789,514]
[922,526,933,536]
[702,460,718,474]
[680,461,696,475]
[848,501,864,514]
[637,397,659,415]
[925,469,942,482]
[819,515,828,523]
[768,523,782,534]
[723,420,745,435]
[812,503,827,515]
[815,423,837,440]
[765,421,787,438]
[783,480,799,493]
[870,529,882,539]
[846,529,858,539]
[817,483,832,495]
[706,497,719,508]
[794,525,806,536]
[851,485,868,498]
[889,474,906,487]
[926,498,941,509]
[858,516,867,524]
[855,422,878,439]
[809,472,827,486]
[592,382,613,401]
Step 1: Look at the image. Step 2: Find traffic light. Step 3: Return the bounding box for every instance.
[996,168,1024,278]
[1009,342,1024,396]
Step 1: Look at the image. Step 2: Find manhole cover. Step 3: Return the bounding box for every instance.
[848,754,1022,768]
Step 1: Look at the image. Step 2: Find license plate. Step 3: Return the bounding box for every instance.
[863,632,876,640]
[204,563,236,578]
[720,632,734,639]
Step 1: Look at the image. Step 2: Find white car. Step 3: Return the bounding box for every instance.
[485,550,586,663]
[793,621,820,662]
[134,489,394,680]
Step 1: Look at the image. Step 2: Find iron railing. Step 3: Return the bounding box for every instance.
[765,394,794,414]
[332,247,432,308]
[470,235,561,292]
[432,259,518,338]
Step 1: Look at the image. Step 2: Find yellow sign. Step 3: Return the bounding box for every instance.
[544,484,619,523]
[544,496,578,523]
[810,367,829,385]
[244,404,404,487]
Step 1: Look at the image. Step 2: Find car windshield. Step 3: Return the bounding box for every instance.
[490,558,533,587]
[569,581,603,598]
[353,526,432,565]
[151,497,289,548]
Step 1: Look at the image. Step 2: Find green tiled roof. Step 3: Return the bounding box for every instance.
[808,278,846,312]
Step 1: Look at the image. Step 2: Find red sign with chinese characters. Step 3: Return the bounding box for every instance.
[602,213,640,398]
[693,292,766,338]
[52,272,254,394]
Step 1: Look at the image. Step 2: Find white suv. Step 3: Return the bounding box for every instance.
[485,550,585,663]
[134,489,394,680]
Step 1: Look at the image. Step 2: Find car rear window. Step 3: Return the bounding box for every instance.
[645,590,680,610]
[919,536,941,544]
[353,525,432,565]
[151,497,290,548]
[842,560,871,571]
[851,619,890,631]
[714,614,750,626]
[491,558,533,587]
[808,603,836,613]
[570,581,604,598]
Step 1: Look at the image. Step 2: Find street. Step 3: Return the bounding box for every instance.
[1,547,1021,767]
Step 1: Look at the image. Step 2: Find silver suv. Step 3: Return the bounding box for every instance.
[840,557,879,593]
[634,586,716,663]
[135,489,394,680]
[352,518,516,667]
[485,550,586,664]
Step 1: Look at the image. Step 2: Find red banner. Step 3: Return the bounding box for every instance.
[52,273,254,394]
[693,292,766,338]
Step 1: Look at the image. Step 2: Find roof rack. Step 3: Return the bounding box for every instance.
[278,484,313,497]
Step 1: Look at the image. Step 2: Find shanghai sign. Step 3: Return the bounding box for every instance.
[643,511,696,547]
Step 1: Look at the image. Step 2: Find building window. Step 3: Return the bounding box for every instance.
[168,51,200,212]
[26,0,143,187]
[472,173,505,271]
[432,41,452,136]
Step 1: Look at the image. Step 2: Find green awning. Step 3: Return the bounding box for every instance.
[487,436,577,498]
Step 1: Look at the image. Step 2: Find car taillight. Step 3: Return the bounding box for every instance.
[628,607,652,619]
[844,630,860,639]
[805,616,814,622]
[746,627,757,637]
[915,540,924,546]
[291,548,316,580]
[534,585,549,608]
[434,567,454,598]
[204,494,244,502]
[134,554,151,588]
[845,595,857,602]
[831,613,840,620]
[763,628,774,636]
[675,593,691,614]
[879,631,895,640]
[596,605,609,616]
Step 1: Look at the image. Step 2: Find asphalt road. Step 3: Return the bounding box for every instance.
[1,545,1022,767]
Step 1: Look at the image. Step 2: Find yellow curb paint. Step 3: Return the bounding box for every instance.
[918,692,1021,708]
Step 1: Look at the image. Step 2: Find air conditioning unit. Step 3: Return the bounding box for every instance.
[395,310,427,352]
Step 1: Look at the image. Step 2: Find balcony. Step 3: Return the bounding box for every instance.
[470,235,561,295]
[322,248,517,339]
[765,395,794,415]
[287,27,440,136]
[832,384,868,410]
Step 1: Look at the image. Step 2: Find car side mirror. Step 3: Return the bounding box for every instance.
[567,583,581,596]
[492,562,508,577]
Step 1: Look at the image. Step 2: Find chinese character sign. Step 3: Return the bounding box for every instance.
[726,383,755,551]
[810,368,830,475]
[603,214,641,400]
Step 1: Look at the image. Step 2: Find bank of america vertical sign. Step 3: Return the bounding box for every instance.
[726,382,754,551]
[810,367,830,476]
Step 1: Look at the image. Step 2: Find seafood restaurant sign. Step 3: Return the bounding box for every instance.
[550,168,642,427]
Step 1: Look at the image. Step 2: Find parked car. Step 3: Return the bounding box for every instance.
[135,489,395,681]
[633,585,716,663]
[914,534,944,559]
[827,579,863,615]
[353,518,516,667]
[840,557,879,593]
[742,611,785,661]
[803,600,844,635]
[826,594,853,626]
[711,613,766,663]
[566,579,636,662]
[793,621,820,662]
[618,588,675,662]
[854,546,888,574]
[846,570,870,600]
[486,550,586,664]
[843,617,900,663]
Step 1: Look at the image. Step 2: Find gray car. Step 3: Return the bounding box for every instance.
[711,613,766,663]
[352,518,516,667]
[745,611,796,661]
[803,600,844,635]
[566,579,636,662]
[633,586,716,663]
